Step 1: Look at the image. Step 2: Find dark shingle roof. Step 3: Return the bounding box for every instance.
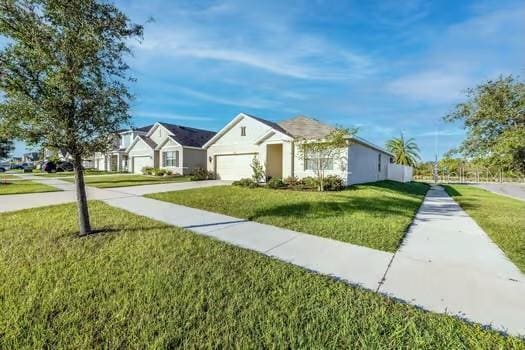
[278,115,335,139]
[138,135,157,149]
[158,122,216,148]
[135,124,154,132]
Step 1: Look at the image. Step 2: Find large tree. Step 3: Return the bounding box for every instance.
[0,0,142,235]
[0,138,14,159]
[385,133,421,167]
[444,75,525,174]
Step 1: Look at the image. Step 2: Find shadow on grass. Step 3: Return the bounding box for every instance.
[61,225,171,238]
[249,195,422,221]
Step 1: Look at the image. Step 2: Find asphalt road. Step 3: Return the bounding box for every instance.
[470,183,525,201]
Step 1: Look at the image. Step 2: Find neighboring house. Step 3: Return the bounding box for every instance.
[22,152,40,163]
[94,122,216,174]
[203,113,394,185]
[93,125,152,172]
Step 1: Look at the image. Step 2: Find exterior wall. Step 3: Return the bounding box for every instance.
[94,153,107,171]
[347,143,390,185]
[159,139,184,174]
[387,163,413,182]
[127,138,157,172]
[182,147,207,175]
[266,144,283,178]
[149,125,172,145]
[292,143,348,182]
[206,116,274,173]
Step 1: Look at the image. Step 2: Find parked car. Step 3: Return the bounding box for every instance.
[0,167,5,173]
[56,161,74,172]
[43,161,57,173]
[10,164,23,170]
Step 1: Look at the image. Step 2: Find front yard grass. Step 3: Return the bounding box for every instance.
[63,174,191,188]
[0,179,58,195]
[444,184,525,272]
[34,170,122,177]
[147,181,429,252]
[0,201,522,348]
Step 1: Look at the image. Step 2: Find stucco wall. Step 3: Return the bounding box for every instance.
[292,143,348,182]
[182,147,207,175]
[128,138,157,170]
[206,116,274,172]
[347,143,390,185]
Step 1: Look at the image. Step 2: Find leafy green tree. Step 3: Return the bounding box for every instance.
[297,128,354,192]
[385,133,421,167]
[444,75,525,174]
[250,155,265,183]
[0,138,14,159]
[0,0,143,235]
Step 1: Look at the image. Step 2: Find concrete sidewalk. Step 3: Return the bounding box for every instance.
[2,177,524,336]
[379,186,525,336]
[104,195,393,291]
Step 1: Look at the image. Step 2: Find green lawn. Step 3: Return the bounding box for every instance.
[147,181,429,252]
[0,179,58,195]
[63,174,191,188]
[0,174,19,180]
[33,170,120,177]
[0,202,522,348]
[444,184,525,272]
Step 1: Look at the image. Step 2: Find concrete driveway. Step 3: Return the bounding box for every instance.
[470,183,525,201]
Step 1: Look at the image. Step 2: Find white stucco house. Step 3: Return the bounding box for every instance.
[203,113,395,185]
[93,122,216,174]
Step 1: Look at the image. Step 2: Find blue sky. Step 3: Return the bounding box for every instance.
[12,0,525,160]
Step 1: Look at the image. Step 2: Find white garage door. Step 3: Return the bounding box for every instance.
[132,156,150,174]
[215,154,257,180]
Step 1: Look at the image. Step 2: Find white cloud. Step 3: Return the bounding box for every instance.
[386,71,471,103]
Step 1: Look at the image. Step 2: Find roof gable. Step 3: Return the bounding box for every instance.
[203,113,292,149]
[125,134,157,153]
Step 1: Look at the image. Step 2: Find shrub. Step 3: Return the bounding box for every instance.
[301,176,320,189]
[250,156,265,183]
[323,175,345,191]
[232,178,258,188]
[283,176,301,187]
[142,167,154,175]
[190,167,215,181]
[266,177,284,189]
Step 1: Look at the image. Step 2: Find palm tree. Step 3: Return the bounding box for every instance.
[386,134,421,167]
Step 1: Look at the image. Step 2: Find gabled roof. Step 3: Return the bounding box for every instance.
[278,115,335,139]
[203,112,293,149]
[157,122,216,148]
[243,113,293,137]
[125,134,157,153]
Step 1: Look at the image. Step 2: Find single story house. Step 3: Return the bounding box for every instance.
[203,113,394,185]
[94,122,216,174]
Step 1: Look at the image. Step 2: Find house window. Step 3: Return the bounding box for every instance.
[163,151,179,167]
[241,126,246,136]
[304,152,334,171]
[378,153,382,172]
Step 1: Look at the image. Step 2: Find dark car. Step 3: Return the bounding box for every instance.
[43,161,57,173]
[0,167,5,173]
[56,161,74,172]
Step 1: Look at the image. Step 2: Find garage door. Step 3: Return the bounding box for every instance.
[132,156,150,174]
[215,154,257,180]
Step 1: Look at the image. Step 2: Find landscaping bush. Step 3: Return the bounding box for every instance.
[283,176,302,187]
[190,167,215,181]
[142,167,154,175]
[232,178,259,188]
[323,175,345,191]
[301,176,320,189]
[266,177,285,189]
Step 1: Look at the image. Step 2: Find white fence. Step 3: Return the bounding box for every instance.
[387,163,413,183]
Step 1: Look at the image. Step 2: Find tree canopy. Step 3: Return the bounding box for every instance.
[444,75,525,174]
[385,134,421,167]
[0,138,14,159]
[0,0,143,234]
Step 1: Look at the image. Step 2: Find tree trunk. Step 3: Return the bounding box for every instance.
[73,153,91,236]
